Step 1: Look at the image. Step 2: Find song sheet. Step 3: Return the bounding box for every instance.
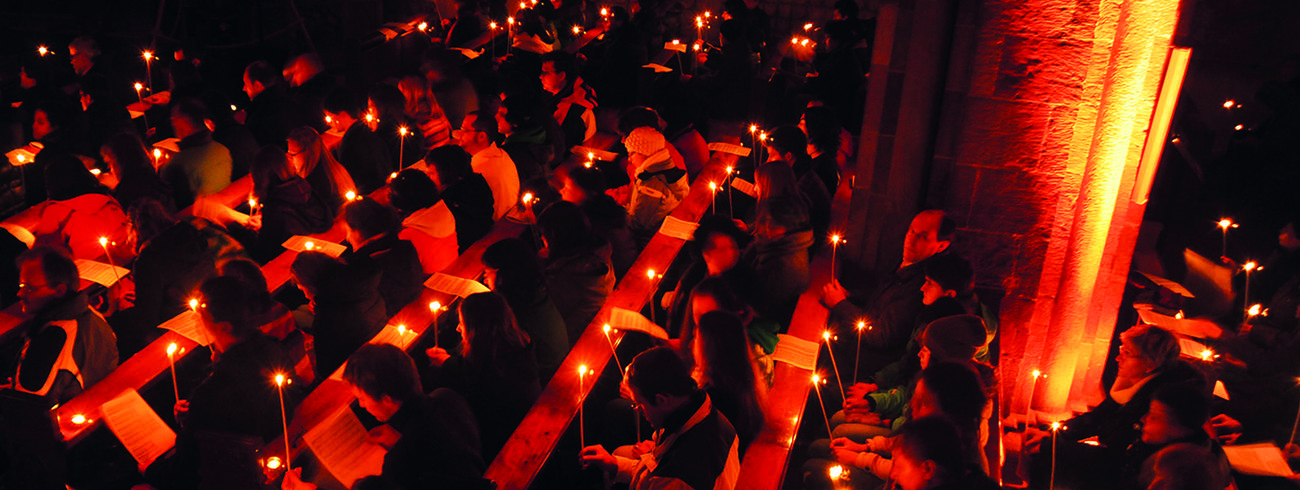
[282,236,346,258]
[1223,443,1295,477]
[424,273,490,297]
[101,389,177,470]
[658,216,699,241]
[707,142,752,157]
[74,259,130,287]
[304,405,387,488]
[608,307,669,340]
[772,334,820,370]
[730,178,756,197]
[159,311,213,346]
[370,324,417,350]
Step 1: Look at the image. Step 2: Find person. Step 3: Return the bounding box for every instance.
[623,126,688,237]
[822,210,955,375]
[693,311,767,453]
[325,88,393,194]
[291,251,386,377]
[32,154,132,262]
[455,110,520,220]
[287,126,356,213]
[800,105,846,191]
[663,216,756,335]
[398,75,453,150]
[425,145,495,253]
[10,246,118,406]
[76,75,134,156]
[888,416,999,490]
[497,93,558,182]
[1025,324,1205,489]
[481,238,568,381]
[745,186,815,324]
[683,277,781,377]
[331,344,489,489]
[537,201,615,341]
[218,258,296,341]
[580,346,741,489]
[284,53,337,132]
[200,91,260,180]
[1126,382,1229,489]
[558,164,637,276]
[341,197,424,314]
[100,133,174,213]
[145,276,296,489]
[869,254,980,391]
[369,83,423,169]
[389,168,459,274]
[425,292,541,460]
[540,51,598,149]
[25,101,80,206]
[247,146,333,262]
[162,97,232,209]
[242,60,304,147]
[765,125,832,242]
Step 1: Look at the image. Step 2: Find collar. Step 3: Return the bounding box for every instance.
[30,292,89,328]
[1110,372,1158,404]
[650,392,713,464]
[178,130,214,149]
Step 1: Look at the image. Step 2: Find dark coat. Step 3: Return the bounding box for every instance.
[745,228,814,324]
[382,389,490,489]
[253,176,333,262]
[343,233,424,314]
[830,254,941,375]
[441,174,496,253]
[431,344,541,460]
[244,85,304,148]
[1059,360,1205,453]
[545,238,615,341]
[16,292,118,406]
[334,122,393,194]
[582,195,638,278]
[307,262,387,376]
[117,220,218,356]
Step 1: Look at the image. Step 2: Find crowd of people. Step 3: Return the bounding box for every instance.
[0,0,1295,489]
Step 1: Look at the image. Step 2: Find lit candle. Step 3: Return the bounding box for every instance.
[430,301,442,348]
[98,237,123,284]
[853,320,868,384]
[708,181,718,214]
[398,126,409,168]
[325,114,332,125]
[38,45,48,57]
[1290,377,1300,446]
[1223,99,1236,109]
[725,165,735,216]
[829,465,846,488]
[142,51,154,93]
[188,298,199,312]
[248,197,259,219]
[1050,421,1061,490]
[829,234,842,284]
[274,373,291,473]
[578,365,588,448]
[696,16,703,43]
[345,190,357,201]
[804,22,814,32]
[811,374,834,439]
[489,21,498,59]
[749,124,759,167]
[304,241,314,251]
[1243,261,1258,321]
[1025,369,1043,427]
[1217,218,1237,258]
[507,17,515,54]
[1248,303,1262,318]
[822,331,846,400]
[133,82,145,104]
[1199,348,1215,362]
[71,414,86,424]
[572,25,581,36]
[602,324,623,373]
[152,148,162,166]
[167,343,180,402]
[418,21,428,32]
[645,269,658,325]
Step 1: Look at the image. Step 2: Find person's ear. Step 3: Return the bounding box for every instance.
[942,289,957,299]
[653,393,671,407]
[934,240,951,254]
[920,460,937,481]
[53,283,69,298]
[253,81,265,93]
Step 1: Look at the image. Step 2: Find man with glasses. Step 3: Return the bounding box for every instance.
[455,110,519,220]
[10,246,117,406]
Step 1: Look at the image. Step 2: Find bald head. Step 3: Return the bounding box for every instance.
[902,210,954,267]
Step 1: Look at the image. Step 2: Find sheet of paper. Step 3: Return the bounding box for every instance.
[152,138,181,154]
[101,389,177,470]
[0,223,34,247]
[5,147,37,166]
[731,178,756,197]
[74,259,130,287]
[608,307,669,339]
[1223,443,1296,477]
[707,142,752,157]
[1213,380,1230,400]
[159,311,213,346]
[772,334,820,370]
[643,63,674,73]
[305,405,387,488]
[570,146,619,161]
[450,47,482,59]
[663,42,688,52]
[1177,337,1209,358]
[370,324,417,350]
[424,272,490,297]
[282,236,346,258]
[1138,271,1195,298]
[658,215,699,241]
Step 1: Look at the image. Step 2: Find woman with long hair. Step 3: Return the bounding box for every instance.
[426,292,541,459]
[249,146,333,261]
[101,133,174,213]
[286,126,356,212]
[694,310,767,453]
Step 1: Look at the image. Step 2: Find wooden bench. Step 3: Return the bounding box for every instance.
[483,137,742,489]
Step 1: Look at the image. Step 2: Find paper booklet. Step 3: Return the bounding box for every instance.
[370,323,417,350]
[1223,443,1296,477]
[731,178,756,197]
[425,273,491,298]
[159,310,213,346]
[643,63,674,73]
[304,405,387,488]
[707,142,752,157]
[658,215,699,241]
[608,307,669,340]
[74,259,130,287]
[772,334,820,370]
[282,236,347,258]
[663,42,688,52]
[0,223,35,247]
[152,138,181,154]
[101,389,177,470]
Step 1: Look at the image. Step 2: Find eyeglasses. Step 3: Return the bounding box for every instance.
[18,282,54,292]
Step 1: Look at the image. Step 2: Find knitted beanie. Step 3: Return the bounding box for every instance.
[623,127,666,157]
[922,315,986,362]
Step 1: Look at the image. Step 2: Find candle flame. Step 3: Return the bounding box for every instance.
[304,241,314,250]
[153,148,162,159]
[418,21,428,31]
[522,192,534,204]
[325,114,332,124]
[804,23,814,31]
[398,324,407,335]
[142,50,153,61]
[134,82,144,91]
[704,11,711,17]
[1200,349,1214,361]
[231,104,238,111]
[398,126,409,137]
[167,343,177,356]
[726,166,733,174]
[1244,261,1258,272]
[801,39,810,47]
[1223,100,1235,109]
[346,190,357,201]
[99,236,108,246]
[266,456,282,469]
[1235,124,1244,131]
[508,16,515,25]
[749,124,758,133]
[831,234,841,244]
[71,414,86,424]
[856,320,866,331]
[365,113,374,123]
[601,7,608,16]
[583,160,593,168]
[490,21,498,29]
[603,324,612,334]
[275,373,286,386]
[91,168,101,176]
[38,46,48,56]
[573,25,581,34]
[709,181,717,191]
[189,298,199,310]
[811,374,820,384]
[431,301,442,311]
[1248,304,1262,317]
[16,154,25,163]
[646,269,656,279]
[822,330,831,341]
[1218,218,1236,230]
[1051,421,1061,431]
[792,37,800,45]
[828,465,843,479]
[1032,369,1042,378]
[587,152,595,160]
[579,365,588,376]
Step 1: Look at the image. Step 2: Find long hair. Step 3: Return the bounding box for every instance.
[250,146,296,200]
[683,277,755,362]
[458,292,531,376]
[101,133,154,178]
[287,127,355,203]
[695,311,766,438]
